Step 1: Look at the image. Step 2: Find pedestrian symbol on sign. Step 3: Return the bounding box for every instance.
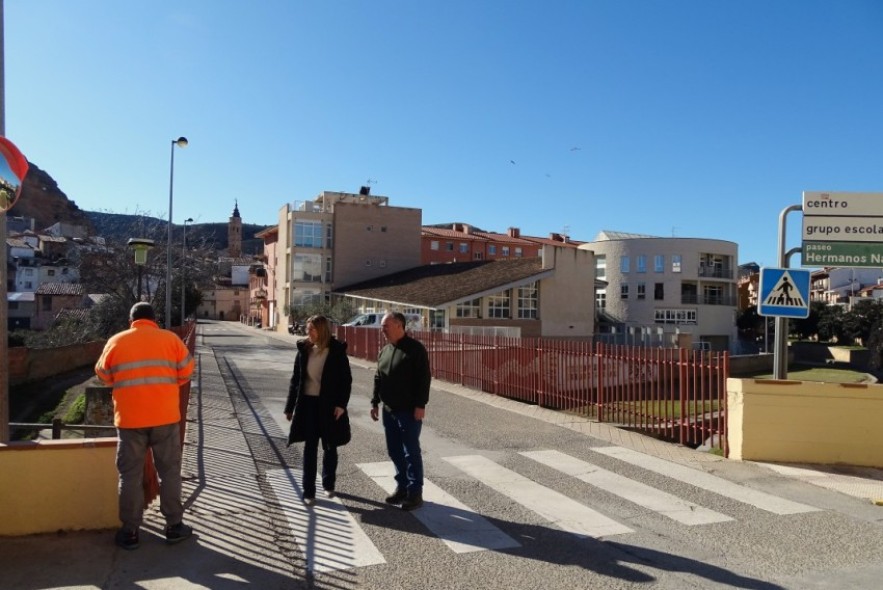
[763,271,806,308]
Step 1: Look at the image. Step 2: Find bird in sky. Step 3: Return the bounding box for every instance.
[509,159,516,165]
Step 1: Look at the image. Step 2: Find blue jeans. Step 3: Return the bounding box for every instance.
[382,408,423,496]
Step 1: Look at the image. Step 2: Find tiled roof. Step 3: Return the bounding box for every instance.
[335,258,551,308]
[422,227,492,242]
[35,282,86,296]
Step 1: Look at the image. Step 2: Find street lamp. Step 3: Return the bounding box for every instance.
[166,136,188,327]
[128,238,155,301]
[181,217,193,326]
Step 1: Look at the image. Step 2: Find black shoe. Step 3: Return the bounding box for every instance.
[115,527,140,550]
[401,493,424,511]
[385,488,407,505]
[165,522,193,545]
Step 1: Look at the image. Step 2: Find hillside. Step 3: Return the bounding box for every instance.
[9,160,271,254]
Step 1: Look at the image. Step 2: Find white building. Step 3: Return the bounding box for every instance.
[581,231,739,351]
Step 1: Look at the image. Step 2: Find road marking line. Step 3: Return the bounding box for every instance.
[521,450,733,525]
[442,455,633,538]
[266,468,386,573]
[592,447,820,515]
[358,462,520,553]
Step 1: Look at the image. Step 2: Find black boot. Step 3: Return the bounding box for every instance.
[401,492,423,511]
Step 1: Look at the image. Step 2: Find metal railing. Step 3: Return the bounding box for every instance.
[9,420,115,440]
[336,326,729,453]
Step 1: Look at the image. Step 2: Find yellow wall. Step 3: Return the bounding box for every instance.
[0,438,119,536]
[727,378,883,468]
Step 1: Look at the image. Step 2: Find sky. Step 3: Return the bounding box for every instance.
[4,0,883,268]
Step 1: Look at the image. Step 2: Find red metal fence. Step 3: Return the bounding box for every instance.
[338,326,729,455]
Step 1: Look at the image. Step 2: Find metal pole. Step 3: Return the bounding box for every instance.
[180,219,191,326]
[0,0,9,442]
[773,204,803,379]
[165,140,175,328]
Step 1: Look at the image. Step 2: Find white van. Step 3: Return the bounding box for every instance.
[343,312,422,331]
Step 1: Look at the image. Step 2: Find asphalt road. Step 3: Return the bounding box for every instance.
[200,320,883,590]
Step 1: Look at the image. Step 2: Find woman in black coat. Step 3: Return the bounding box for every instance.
[284,315,352,505]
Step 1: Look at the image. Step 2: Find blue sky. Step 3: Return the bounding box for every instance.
[5,1,883,268]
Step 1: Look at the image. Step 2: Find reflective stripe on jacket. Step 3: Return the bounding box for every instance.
[95,319,195,428]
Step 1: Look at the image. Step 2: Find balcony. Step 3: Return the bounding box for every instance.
[681,293,737,306]
[697,266,734,279]
[253,289,268,299]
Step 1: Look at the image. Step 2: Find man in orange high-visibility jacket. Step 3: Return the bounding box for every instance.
[95,302,195,550]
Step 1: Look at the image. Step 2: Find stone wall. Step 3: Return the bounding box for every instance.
[8,341,106,386]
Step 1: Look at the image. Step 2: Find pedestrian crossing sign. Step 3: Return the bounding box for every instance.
[758,267,811,318]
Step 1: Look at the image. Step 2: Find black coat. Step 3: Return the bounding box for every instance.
[285,337,352,446]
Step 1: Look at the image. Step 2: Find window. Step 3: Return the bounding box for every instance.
[47,269,56,276]
[24,281,32,289]
[515,247,523,258]
[672,255,682,273]
[8,302,17,310]
[637,282,646,300]
[446,242,454,252]
[488,290,511,318]
[654,309,697,325]
[293,253,322,282]
[325,257,332,282]
[430,240,439,251]
[517,283,538,319]
[294,221,323,248]
[459,243,469,254]
[620,256,630,273]
[502,246,510,257]
[24,268,33,276]
[636,255,646,273]
[326,223,333,248]
[704,285,723,305]
[654,283,664,300]
[596,290,607,309]
[474,252,483,260]
[654,255,664,272]
[595,255,606,279]
[620,284,629,299]
[488,245,497,256]
[456,298,482,318]
[62,268,69,275]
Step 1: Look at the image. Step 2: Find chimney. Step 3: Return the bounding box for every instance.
[359,186,371,196]
[507,227,520,238]
[550,233,562,242]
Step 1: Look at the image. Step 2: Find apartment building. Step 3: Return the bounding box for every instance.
[249,225,279,329]
[581,231,738,351]
[275,188,421,331]
[809,267,883,306]
[421,223,581,264]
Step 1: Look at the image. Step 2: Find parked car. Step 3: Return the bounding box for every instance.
[342,312,423,331]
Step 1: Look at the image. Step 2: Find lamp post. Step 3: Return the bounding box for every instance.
[166,136,188,328]
[128,238,155,301]
[181,217,193,326]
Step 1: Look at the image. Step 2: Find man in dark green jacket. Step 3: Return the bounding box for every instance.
[370,312,431,510]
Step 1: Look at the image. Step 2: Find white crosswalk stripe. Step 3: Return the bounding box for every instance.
[358,462,521,553]
[267,449,822,572]
[443,455,634,538]
[592,446,820,515]
[265,468,386,573]
[521,449,734,525]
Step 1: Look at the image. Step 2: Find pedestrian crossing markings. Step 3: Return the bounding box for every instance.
[763,270,806,308]
[267,448,820,573]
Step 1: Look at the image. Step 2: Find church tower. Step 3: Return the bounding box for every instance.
[228,201,242,258]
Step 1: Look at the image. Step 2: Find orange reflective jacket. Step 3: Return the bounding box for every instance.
[95,319,195,428]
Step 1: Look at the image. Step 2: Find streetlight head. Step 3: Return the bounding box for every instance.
[174,137,188,148]
[184,217,194,223]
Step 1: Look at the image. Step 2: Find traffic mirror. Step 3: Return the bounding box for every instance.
[0,136,29,214]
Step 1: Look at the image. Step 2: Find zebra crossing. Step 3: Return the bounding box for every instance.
[266,446,820,573]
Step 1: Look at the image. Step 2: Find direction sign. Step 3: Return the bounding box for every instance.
[802,191,883,268]
[758,267,811,318]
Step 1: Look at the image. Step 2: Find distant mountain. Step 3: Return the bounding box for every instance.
[9,160,271,255]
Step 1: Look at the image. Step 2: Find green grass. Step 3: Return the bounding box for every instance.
[62,394,86,424]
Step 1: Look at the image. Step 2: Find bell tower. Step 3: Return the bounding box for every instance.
[228,201,242,258]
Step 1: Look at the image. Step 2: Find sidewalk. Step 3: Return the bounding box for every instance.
[2,323,882,590]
